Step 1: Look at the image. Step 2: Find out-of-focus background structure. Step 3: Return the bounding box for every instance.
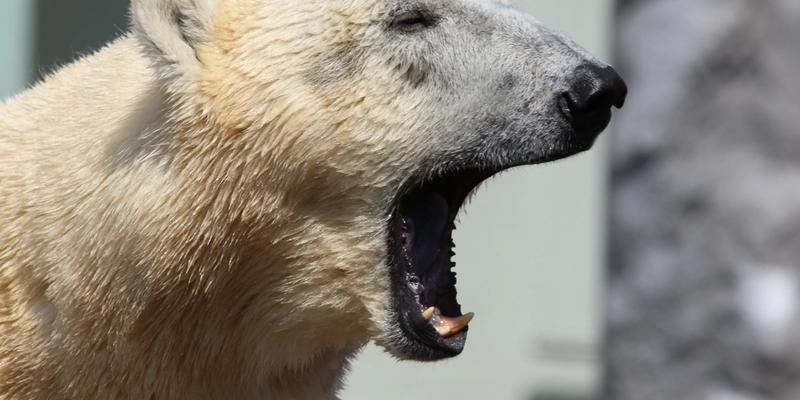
[2,0,798,399]
[607,1,800,399]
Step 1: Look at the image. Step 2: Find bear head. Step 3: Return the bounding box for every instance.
[130,0,626,362]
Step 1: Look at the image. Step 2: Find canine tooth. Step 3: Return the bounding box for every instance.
[422,307,436,321]
[433,323,451,337]
[431,312,474,337]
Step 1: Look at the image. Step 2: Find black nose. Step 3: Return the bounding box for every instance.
[561,64,628,135]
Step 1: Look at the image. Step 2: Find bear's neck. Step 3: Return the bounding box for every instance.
[1,35,369,400]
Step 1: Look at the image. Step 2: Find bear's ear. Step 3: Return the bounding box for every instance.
[131,0,216,78]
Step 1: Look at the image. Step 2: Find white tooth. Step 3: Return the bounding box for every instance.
[433,322,452,337]
[431,312,475,338]
[422,307,436,321]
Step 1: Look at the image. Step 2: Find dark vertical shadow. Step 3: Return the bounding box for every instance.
[33,0,130,80]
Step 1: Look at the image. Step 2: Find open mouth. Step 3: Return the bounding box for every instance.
[384,129,614,360]
[387,168,496,360]
[383,135,608,361]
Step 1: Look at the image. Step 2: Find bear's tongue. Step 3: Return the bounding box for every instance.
[400,191,449,272]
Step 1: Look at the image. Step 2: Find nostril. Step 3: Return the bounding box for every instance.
[564,64,628,117]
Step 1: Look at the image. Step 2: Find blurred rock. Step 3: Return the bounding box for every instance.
[607,0,800,399]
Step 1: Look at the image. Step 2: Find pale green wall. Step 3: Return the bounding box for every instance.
[341,1,612,399]
[0,1,33,99]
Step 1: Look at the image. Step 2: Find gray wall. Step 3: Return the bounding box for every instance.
[33,0,129,80]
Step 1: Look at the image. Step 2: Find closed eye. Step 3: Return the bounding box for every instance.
[391,9,439,32]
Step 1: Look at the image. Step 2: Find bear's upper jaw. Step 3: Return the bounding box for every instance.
[387,168,494,360]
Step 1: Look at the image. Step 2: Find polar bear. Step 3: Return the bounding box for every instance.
[0,0,626,399]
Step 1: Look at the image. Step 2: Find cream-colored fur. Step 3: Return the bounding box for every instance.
[0,1,423,398]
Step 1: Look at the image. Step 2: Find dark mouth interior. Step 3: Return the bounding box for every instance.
[393,169,492,320]
[397,189,461,316]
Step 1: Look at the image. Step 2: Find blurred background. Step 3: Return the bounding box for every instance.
[1,1,798,399]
